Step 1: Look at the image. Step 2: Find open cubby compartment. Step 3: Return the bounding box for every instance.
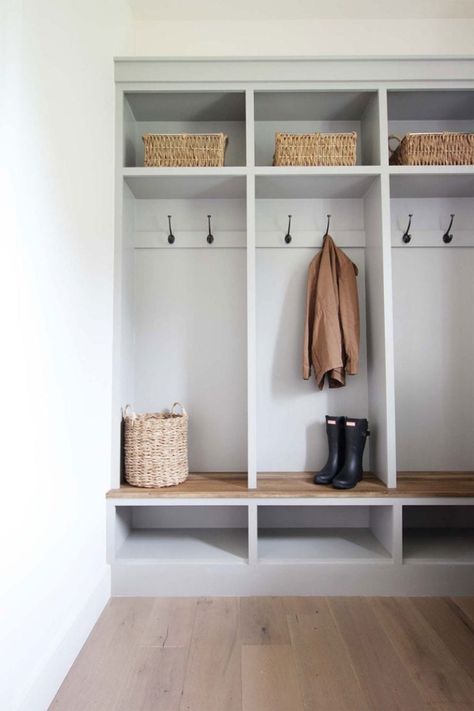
[254,90,381,166]
[111,505,249,563]
[116,177,248,485]
[390,174,474,473]
[123,91,247,167]
[387,90,474,165]
[255,174,393,485]
[257,504,394,562]
[402,504,474,564]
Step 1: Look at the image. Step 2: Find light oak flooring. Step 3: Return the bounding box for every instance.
[51,596,474,711]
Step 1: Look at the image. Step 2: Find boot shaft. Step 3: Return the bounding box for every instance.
[325,415,346,456]
[331,417,370,490]
[314,415,346,485]
[325,415,346,437]
[344,417,369,458]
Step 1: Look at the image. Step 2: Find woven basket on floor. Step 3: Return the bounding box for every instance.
[273,131,357,166]
[143,133,228,167]
[123,403,188,488]
[389,132,474,166]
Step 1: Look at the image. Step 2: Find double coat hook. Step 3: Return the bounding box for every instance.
[166,214,216,245]
[401,213,456,245]
[283,213,332,245]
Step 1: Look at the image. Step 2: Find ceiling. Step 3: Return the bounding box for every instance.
[128,0,474,21]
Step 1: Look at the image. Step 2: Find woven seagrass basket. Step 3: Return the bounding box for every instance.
[389,132,474,166]
[273,131,357,166]
[123,403,188,488]
[143,133,228,167]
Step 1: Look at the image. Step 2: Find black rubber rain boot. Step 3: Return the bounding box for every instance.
[314,416,346,485]
[332,418,370,489]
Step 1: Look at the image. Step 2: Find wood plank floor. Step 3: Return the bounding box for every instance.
[51,597,474,711]
[107,471,474,499]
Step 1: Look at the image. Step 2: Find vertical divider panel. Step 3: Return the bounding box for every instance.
[106,503,117,563]
[111,87,125,489]
[247,172,256,488]
[364,176,396,487]
[246,90,257,488]
[106,503,131,563]
[369,505,395,560]
[248,503,258,565]
[379,181,397,486]
[378,89,397,486]
[361,91,381,165]
[378,88,390,167]
[392,502,403,564]
[245,89,255,168]
[363,88,397,487]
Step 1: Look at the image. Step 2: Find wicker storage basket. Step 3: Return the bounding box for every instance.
[123,403,188,488]
[273,131,357,166]
[389,132,474,166]
[143,133,227,167]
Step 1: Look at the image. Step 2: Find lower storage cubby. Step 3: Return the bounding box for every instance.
[257,505,393,562]
[112,505,249,564]
[403,505,474,564]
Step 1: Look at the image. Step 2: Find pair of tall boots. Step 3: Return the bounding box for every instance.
[315,416,370,490]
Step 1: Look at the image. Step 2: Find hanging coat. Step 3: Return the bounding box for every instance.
[303,234,360,389]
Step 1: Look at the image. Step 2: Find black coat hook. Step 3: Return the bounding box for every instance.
[285,215,292,244]
[167,215,175,245]
[402,214,413,244]
[324,214,331,237]
[443,214,454,244]
[206,214,214,244]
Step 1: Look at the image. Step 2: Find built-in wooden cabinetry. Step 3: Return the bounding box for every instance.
[108,58,474,595]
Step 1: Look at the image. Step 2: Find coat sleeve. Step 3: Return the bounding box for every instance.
[303,260,316,380]
[338,259,360,375]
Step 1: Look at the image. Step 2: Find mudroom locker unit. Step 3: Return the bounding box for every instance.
[107,58,474,596]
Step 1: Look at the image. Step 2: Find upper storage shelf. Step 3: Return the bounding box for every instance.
[255,171,379,199]
[388,90,474,123]
[390,172,474,198]
[254,91,380,167]
[123,91,246,167]
[387,90,474,166]
[123,170,246,199]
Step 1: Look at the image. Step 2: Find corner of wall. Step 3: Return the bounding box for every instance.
[18,569,110,711]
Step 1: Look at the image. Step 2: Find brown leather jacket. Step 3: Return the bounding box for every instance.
[303,234,360,389]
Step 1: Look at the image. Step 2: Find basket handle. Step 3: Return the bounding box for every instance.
[122,404,136,419]
[171,402,187,416]
[388,135,401,157]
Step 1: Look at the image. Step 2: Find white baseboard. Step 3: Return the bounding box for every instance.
[111,561,474,597]
[18,569,110,711]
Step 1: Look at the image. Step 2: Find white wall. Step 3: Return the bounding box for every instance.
[129,0,474,22]
[131,18,474,56]
[133,245,248,471]
[0,1,132,709]
[392,248,474,471]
